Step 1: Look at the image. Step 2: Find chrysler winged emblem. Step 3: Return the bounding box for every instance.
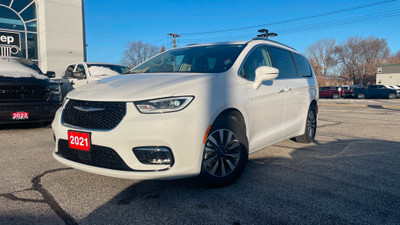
[73,106,105,112]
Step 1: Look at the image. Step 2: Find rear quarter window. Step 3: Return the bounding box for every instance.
[293,53,312,77]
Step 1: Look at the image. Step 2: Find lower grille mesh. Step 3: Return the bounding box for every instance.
[57,139,133,171]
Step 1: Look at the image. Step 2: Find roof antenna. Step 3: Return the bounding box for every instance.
[257,29,278,39]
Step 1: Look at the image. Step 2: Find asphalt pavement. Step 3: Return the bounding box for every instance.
[1,102,400,225]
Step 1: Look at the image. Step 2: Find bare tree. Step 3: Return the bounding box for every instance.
[384,50,400,64]
[160,45,166,53]
[304,38,337,78]
[335,36,390,85]
[120,41,160,68]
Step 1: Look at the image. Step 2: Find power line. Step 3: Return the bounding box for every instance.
[90,0,398,61]
[179,10,400,43]
[277,10,400,35]
[180,0,397,36]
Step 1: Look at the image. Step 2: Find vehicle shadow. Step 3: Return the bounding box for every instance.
[76,137,400,225]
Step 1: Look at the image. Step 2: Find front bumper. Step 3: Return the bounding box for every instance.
[52,101,210,180]
[0,102,61,124]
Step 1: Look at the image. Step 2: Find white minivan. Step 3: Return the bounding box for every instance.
[52,38,318,187]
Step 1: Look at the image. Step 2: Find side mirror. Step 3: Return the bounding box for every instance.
[46,71,56,78]
[72,72,86,79]
[253,66,279,89]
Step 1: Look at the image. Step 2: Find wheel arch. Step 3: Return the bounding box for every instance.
[209,108,249,145]
[213,108,247,132]
[310,99,318,111]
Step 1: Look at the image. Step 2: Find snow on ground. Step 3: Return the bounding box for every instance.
[88,66,120,77]
[0,58,47,79]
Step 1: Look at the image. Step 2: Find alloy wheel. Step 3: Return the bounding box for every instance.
[203,129,241,177]
[307,110,316,138]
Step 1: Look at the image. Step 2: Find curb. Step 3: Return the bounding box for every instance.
[319,102,400,110]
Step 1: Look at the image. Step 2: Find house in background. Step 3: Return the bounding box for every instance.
[376,64,400,85]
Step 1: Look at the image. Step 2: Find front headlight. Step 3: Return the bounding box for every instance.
[61,97,69,108]
[134,96,194,114]
[48,82,62,102]
[49,82,61,94]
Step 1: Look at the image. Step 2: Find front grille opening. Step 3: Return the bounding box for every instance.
[57,139,133,171]
[0,85,49,101]
[62,100,126,129]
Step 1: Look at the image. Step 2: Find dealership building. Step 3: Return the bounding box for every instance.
[0,0,85,77]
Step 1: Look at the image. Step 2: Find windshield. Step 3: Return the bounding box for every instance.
[15,58,43,74]
[130,44,246,74]
[0,58,47,79]
[87,64,130,74]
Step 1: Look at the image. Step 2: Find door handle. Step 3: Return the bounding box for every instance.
[278,89,285,93]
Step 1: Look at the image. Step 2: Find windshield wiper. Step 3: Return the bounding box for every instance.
[123,71,137,74]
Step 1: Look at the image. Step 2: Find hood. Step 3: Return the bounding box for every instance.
[0,75,49,84]
[91,74,116,81]
[0,59,48,80]
[67,73,216,101]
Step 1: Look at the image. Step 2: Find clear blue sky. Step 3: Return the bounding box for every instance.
[84,0,400,64]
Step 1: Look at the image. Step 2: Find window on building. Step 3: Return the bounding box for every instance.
[0,6,25,30]
[10,0,34,13]
[0,1,38,61]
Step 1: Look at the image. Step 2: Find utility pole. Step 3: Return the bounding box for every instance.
[168,33,180,48]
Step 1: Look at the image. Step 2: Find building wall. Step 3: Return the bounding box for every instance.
[376,73,400,85]
[37,0,85,77]
[376,64,400,85]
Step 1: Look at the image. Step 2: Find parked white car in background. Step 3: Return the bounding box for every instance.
[63,62,130,88]
[52,38,318,187]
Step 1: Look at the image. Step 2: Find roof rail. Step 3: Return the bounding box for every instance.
[250,38,297,52]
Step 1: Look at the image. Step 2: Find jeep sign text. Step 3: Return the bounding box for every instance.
[0,31,21,48]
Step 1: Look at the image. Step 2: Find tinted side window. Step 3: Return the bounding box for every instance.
[293,53,312,77]
[64,65,75,78]
[269,47,298,79]
[239,46,272,81]
[76,64,86,75]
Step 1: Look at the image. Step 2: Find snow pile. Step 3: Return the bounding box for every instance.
[0,58,47,79]
[88,66,120,77]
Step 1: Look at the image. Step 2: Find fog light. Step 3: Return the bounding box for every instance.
[133,147,174,166]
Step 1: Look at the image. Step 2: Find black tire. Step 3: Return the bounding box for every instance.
[388,93,396,99]
[333,93,339,99]
[295,105,317,143]
[199,115,248,187]
[357,93,365,99]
